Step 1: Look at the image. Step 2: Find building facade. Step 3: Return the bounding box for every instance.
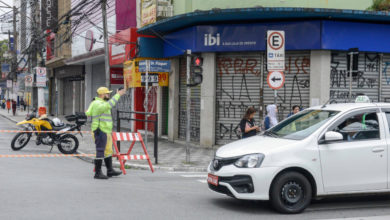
[138,7,390,147]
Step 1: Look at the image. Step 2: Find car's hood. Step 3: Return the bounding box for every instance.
[216,135,297,158]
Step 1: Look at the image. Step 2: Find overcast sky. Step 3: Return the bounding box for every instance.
[0,0,13,40]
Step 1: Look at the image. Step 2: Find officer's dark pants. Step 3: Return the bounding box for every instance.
[94,128,107,159]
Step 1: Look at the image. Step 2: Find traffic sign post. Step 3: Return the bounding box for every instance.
[267,71,285,105]
[267,30,285,72]
[267,30,285,105]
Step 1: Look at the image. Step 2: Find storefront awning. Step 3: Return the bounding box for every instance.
[138,7,390,35]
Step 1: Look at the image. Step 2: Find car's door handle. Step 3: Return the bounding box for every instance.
[372,147,385,153]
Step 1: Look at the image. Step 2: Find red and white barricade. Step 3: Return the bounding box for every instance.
[112,131,154,174]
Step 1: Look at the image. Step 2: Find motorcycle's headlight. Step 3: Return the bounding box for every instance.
[234,153,265,168]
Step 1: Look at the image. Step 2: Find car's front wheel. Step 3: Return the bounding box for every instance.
[270,171,312,214]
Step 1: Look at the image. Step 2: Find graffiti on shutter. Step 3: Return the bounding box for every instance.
[263,51,310,120]
[330,52,379,103]
[381,54,390,102]
[178,57,201,142]
[215,53,262,145]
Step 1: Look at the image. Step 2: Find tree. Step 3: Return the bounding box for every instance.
[367,0,390,11]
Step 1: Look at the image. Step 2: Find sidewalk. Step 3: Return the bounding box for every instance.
[0,108,215,172]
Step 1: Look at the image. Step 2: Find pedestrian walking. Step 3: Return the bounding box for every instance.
[264,104,278,130]
[287,105,300,117]
[6,99,10,113]
[11,99,16,116]
[240,107,260,139]
[86,87,126,179]
[1,99,5,109]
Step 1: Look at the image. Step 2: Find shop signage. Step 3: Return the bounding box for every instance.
[25,74,33,87]
[123,58,169,89]
[138,60,171,72]
[35,67,47,87]
[267,30,285,71]
[163,21,321,57]
[6,80,12,88]
[110,68,124,85]
[141,0,157,27]
[1,63,10,73]
[41,0,58,30]
[267,71,285,90]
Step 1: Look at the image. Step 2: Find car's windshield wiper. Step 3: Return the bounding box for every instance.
[263,130,279,138]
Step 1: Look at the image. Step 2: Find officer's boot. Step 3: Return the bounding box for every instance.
[104,156,122,177]
[94,159,108,179]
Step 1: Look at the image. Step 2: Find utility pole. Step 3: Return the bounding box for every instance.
[186,49,191,163]
[101,0,110,89]
[12,6,17,80]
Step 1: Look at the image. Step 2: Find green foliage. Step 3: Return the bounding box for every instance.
[0,39,9,64]
[367,0,390,11]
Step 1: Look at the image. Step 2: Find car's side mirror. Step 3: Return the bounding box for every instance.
[320,131,343,144]
[319,131,344,144]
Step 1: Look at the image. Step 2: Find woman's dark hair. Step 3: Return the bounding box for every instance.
[243,107,256,120]
[292,105,300,111]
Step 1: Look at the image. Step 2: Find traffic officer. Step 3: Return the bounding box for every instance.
[86,87,126,179]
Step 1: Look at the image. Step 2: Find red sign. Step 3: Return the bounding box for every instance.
[267,71,285,90]
[46,30,55,61]
[109,28,155,66]
[110,68,124,85]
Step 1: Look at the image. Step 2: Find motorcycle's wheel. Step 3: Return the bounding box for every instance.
[57,134,79,154]
[11,132,32,151]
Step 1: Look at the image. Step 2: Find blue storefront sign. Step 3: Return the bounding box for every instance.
[160,20,390,57]
[164,21,321,57]
[139,60,171,72]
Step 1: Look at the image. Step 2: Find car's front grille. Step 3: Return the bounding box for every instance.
[210,157,239,171]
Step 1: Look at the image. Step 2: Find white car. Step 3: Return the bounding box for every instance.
[208,102,390,213]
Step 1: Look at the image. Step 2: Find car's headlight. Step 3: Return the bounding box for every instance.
[234,153,265,168]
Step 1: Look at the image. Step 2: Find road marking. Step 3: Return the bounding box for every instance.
[181,174,208,178]
[167,172,206,174]
[168,172,208,184]
[0,154,95,158]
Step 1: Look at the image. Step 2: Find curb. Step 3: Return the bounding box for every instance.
[0,112,208,172]
[76,150,208,172]
[0,113,18,124]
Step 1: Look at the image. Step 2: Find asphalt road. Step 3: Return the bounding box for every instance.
[1,116,390,220]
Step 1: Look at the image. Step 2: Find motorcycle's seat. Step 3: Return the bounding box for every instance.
[52,124,68,131]
[43,118,68,131]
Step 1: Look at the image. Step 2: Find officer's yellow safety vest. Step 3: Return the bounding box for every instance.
[85,94,120,133]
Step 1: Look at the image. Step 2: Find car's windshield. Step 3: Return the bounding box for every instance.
[266,110,340,140]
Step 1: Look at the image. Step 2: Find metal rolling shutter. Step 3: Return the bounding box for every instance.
[161,87,169,135]
[381,54,390,102]
[263,51,310,119]
[63,78,73,115]
[330,52,380,103]
[178,57,201,142]
[215,53,263,145]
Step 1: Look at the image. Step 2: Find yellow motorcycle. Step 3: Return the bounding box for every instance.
[11,110,87,154]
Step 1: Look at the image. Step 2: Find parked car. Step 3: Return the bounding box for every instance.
[208,102,390,213]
